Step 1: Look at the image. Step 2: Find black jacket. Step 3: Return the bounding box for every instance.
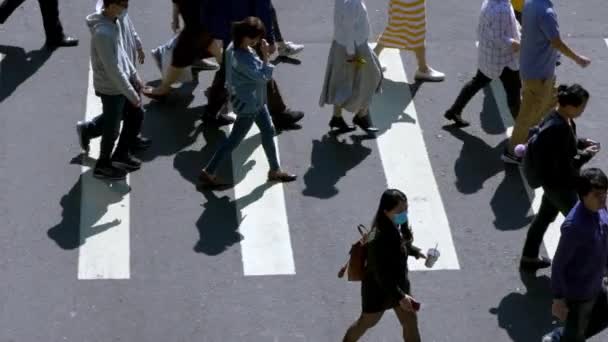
[364,216,422,306]
[535,111,592,189]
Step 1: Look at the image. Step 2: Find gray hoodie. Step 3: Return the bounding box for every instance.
[96,0,142,65]
[86,12,138,104]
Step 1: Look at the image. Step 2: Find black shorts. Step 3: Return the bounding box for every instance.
[171,28,214,68]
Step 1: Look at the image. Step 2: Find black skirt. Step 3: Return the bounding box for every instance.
[361,271,411,313]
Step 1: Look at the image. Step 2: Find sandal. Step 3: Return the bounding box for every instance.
[198,170,230,188]
[142,86,169,101]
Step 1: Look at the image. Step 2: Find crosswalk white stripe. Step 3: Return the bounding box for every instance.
[220,112,295,276]
[476,41,563,259]
[78,64,130,279]
[372,47,460,271]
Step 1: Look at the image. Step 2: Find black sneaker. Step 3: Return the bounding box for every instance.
[76,121,90,153]
[501,150,522,165]
[112,154,142,172]
[520,256,551,272]
[132,136,152,151]
[94,163,127,180]
[444,109,470,127]
[272,109,304,128]
[202,112,235,127]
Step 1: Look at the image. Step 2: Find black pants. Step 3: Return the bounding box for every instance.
[563,290,608,342]
[0,0,64,42]
[522,186,577,259]
[205,45,287,118]
[270,2,283,43]
[92,94,143,162]
[447,67,521,120]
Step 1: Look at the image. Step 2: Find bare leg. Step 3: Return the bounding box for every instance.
[354,106,369,118]
[394,306,421,342]
[373,42,385,57]
[209,39,223,64]
[333,105,343,118]
[413,45,428,73]
[343,312,384,342]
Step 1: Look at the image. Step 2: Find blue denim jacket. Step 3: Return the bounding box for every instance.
[225,43,274,116]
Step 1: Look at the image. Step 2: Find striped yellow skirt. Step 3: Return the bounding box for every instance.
[377,0,426,50]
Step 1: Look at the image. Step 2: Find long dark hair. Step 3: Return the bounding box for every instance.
[371,189,407,231]
[231,16,266,48]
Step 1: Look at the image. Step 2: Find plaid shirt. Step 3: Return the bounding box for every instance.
[477,0,520,79]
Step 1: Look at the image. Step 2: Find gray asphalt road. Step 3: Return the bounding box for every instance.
[1,0,608,341]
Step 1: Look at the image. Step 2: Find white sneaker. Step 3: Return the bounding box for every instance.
[278,41,304,57]
[414,67,445,82]
[541,327,564,342]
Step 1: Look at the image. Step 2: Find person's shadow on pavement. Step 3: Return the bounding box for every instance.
[368,79,420,136]
[490,272,557,342]
[0,45,52,103]
[136,84,202,163]
[47,168,130,250]
[173,125,275,255]
[302,134,372,199]
[442,126,533,230]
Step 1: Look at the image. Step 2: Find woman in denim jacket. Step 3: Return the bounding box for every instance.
[198,17,296,188]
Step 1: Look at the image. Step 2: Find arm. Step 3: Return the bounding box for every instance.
[93,32,139,104]
[486,7,517,50]
[233,52,274,83]
[551,220,582,299]
[128,18,143,51]
[539,8,584,64]
[400,224,423,258]
[339,1,357,56]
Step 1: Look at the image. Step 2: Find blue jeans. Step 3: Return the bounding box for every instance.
[205,107,279,174]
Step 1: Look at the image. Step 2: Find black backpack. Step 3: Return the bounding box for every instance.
[522,113,561,189]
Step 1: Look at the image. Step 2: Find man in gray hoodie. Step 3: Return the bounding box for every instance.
[77,0,150,165]
[85,0,142,180]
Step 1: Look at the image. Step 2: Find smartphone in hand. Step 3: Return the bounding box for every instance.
[410,297,421,312]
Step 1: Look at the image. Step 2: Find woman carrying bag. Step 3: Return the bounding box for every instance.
[343,189,425,342]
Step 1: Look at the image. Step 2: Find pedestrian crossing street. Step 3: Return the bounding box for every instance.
[75,37,608,280]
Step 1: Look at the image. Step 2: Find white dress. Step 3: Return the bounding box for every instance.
[319,0,383,113]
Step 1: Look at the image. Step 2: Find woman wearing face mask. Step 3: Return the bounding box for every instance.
[343,189,425,342]
[198,17,296,188]
[519,84,600,272]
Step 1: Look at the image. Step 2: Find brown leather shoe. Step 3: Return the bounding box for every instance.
[268,170,297,183]
[198,170,230,188]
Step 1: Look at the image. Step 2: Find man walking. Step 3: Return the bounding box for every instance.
[0,0,78,49]
[76,0,150,159]
[85,0,142,180]
[543,168,608,342]
[444,0,521,127]
[502,0,590,164]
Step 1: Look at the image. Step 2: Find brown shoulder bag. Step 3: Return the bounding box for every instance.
[337,224,370,281]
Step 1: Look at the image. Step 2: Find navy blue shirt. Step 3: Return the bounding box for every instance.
[205,0,275,46]
[519,0,560,80]
[551,201,608,301]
